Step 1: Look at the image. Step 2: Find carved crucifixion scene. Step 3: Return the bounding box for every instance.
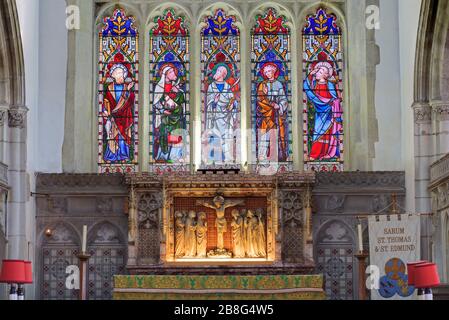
[173,195,267,260]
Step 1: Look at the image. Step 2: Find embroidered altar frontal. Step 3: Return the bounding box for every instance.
[113,275,326,300]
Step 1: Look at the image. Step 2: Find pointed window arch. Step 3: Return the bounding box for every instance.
[303,8,344,172]
[200,9,241,167]
[149,9,190,173]
[251,8,292,171]
[98,9,139,173]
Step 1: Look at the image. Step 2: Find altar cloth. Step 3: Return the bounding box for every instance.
[113,275,326,300]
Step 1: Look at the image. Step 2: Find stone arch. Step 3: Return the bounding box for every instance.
[145,4,193,171]
[415,0,449,102]
[415,1,449,268]
[93,4,142,173]
[39,221,81,247]
[87,220,126,246]
[39,221,80,300]
[297,3,350,171]
[246,4,298,168]
[315,219,356,245]
[195,3,246,167]
[314,219,356,300]
[414,0,449,102]
[0,2,28,300]
[0,0,25,107]
[86,220,127,300]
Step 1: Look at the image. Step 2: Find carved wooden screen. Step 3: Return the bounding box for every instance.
[137,193,161,264]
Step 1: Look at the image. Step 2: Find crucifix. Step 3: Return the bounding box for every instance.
[196,195,244,252]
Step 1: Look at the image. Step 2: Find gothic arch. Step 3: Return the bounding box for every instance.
[247,4,297,168]
[95,2,143,29]
[314,219,356,300]
[315,219,356,245]
[248,3,296,31]
[39,221,80,300]
[414,0,449,264]
[146,3,192,29]
[414,0,449,102]
[86,220,126,300]
[298,3,349,171]
[0,0,25,107]
[196,3,244,32]
[88,220,126,246]
[39,221,80,247]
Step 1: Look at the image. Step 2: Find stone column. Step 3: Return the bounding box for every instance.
[7,106,29,260]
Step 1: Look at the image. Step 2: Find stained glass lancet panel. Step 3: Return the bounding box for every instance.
[98,9,139,173]
[303,8,344,172]
[150,9,190,173]
[201,9,241,167]
[251,8,292,172]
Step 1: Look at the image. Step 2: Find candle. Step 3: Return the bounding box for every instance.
[82,225,87,253]
[357,223,363,253]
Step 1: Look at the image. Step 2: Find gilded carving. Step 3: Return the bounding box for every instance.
[231,209,245,258]
[197,196,244,257]
[196,212,208,258]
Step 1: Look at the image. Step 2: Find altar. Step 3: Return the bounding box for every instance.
[113,274,325,300]
[123,171,316,275]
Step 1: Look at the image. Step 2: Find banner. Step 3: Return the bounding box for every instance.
[368,214,420,300]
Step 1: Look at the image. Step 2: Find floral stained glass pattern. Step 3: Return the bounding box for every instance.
[98,9,139,173]
[303,8,344,172]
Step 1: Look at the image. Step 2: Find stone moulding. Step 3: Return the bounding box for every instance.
[430,153,449,187]
[314,171,406,190]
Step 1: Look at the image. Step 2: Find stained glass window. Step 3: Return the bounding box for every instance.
[201,9,241,167]
[251,8,292,172]
[303,8,344,172]
[98,9,139,173]
[150,9,190,173]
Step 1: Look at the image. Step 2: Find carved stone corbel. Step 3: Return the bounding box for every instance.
[0,107,8,127]
[8,105,28,129]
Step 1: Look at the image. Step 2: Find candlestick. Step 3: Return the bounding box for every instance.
[77,252,91,300]
[355,252,369,300]
[357,223,363,253]
[82,225,87,253]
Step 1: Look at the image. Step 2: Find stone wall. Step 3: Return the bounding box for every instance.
[313,171,406,300]
[430,154,449,283]
[36,171,409,300]
[35,174,128,300]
